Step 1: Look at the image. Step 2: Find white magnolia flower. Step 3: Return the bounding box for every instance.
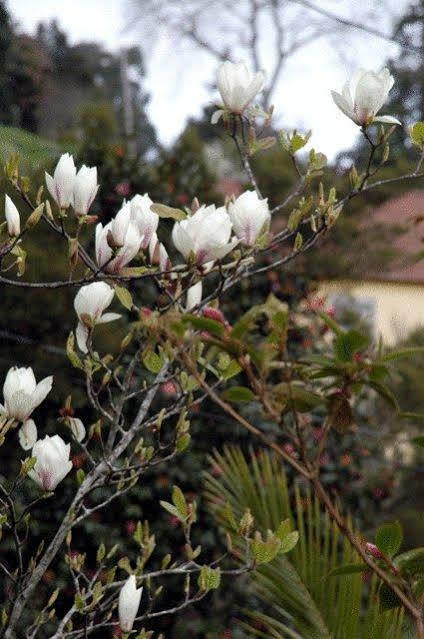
[331,68,401,127]
[228,190,270,246]
[186,281,202,311]
[119,575,143,633]
[172,204,237,265]
[74,281,121,353]
[68,417,86,443]
[216,61,265,115]
[73,165,98,216]
[5,194,20,237]
[28,435,73,491]
[18,419,37,450]
[95,206,141,274]
[45,153,76,209]
[109,201,132,247]
[0,367,53,422]
[130,193,159,249]
[148,232,172,273]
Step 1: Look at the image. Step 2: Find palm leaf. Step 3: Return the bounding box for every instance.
[204,446,404,639]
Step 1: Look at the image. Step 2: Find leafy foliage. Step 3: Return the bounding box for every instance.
[204,447,405,638]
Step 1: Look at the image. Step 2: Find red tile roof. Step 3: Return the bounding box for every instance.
[368,190,424,283]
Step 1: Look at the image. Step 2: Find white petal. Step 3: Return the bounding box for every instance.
[97,312,122,324]
[19,419,37,450]
[331,91,355,121]
[69,417,86,442]
[31,377,53,412]
[186,281,202,311]
[372,115,401,125]
[76,321,89,353]
[211,109,225,124]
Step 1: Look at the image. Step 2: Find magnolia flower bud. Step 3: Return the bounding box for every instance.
[118,575,143,632]
[331,68,401,127]
[18,419,37,450]
[5,194,20,237]
[68,417,86,443]
[0,366,53,422]
[73,165,98,216]
[130,193,159,249]
[45,153,76,209]
[172,204,237,265]
[228,190,270,246]
[28,434,73,491]
[186,281,202,311]
[95,204,142,274]
[110,202,132,248]
[364,542,384,559]
[74,281,121,353]
[216,61,265,115]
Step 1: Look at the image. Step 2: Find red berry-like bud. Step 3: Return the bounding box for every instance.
[202,306,226,324]
[364,542,384,559]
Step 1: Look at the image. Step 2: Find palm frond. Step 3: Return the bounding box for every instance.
[204,446,404,639]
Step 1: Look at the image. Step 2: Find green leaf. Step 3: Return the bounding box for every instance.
[366,381,399,410]
[333,330,369,362]
[294,232,303,251]
[221,386,256,403]
[413,577,424,598]
[160,500,180,520]
[197,566,221,591]
[410,121,424,148]
[250,531,282,564]
[96,543,106,563]
[327,564,369,577]
[74,593,84,612]
[375,521,403,557]
[379,346,424,362]
[142,350,163,374]
[308,149,327,171]
[280,531,299,554]
[182,314,225,337]
[115,285,133,310]
[221,359,242,380]
[394,547,424,576]
[150,203,187,220]
[66,332,83,369]
[175,433,191,452]
[172,486,188,519]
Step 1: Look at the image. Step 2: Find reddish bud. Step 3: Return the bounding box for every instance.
[115,181,131,197]
[202,306,226,324]
[124,520,136,535]
[364,542,384,559]
[161,381,177,397]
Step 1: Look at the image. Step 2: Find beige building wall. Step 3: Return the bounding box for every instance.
[318,280,424,345]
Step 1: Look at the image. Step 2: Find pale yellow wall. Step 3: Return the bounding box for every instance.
[318,280,424,345]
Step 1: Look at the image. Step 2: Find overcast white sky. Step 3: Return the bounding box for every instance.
[10,0,409,159]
